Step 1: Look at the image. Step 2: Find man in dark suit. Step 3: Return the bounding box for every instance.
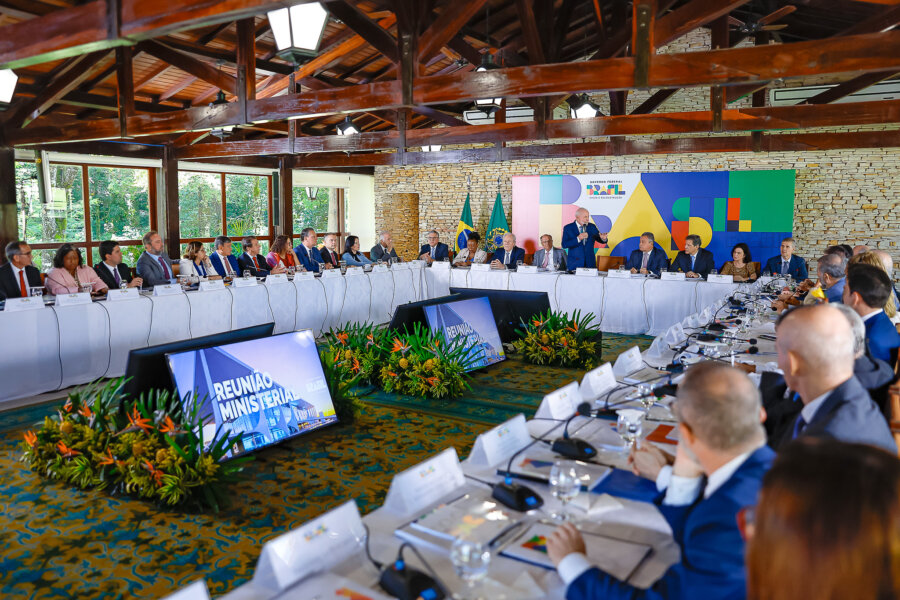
[774,304,896,453]
[238,236,281,277]
[624,231,670,276]
[490,232,525,269]
[561,207,607,270]
[843,262,900,364]
[548,362,774,600]
[319,234,340,269]
[208,235,241,277]
[136,230,178,287]
[0,241,42,300]
[418,230,450,264]
[370,231,400,262]
[671,234,715,278]
[294,227,325,273]
[817,251,847,303]
[764,237,808,280]
[94,240,143,290]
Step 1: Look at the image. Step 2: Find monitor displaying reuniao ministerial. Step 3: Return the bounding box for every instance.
[166,330,338,459]
[423,296,506,371]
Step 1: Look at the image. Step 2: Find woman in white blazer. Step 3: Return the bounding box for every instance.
[180,241,216,278]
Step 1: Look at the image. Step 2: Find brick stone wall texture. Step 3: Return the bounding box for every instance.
[372,28,900,276]
[375,193,419,260]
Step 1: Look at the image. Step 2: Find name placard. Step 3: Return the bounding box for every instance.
[4,296,44,312]
[467,414,531,467]
[606,269,631,278]
[345,266,365,276]
[252,501,366,593]
[232,276,258,288]
[55,292,92,306]
[707,273,734,284]
[199,279,225,292]
[612,345,643,378]
[153,284,184,296]
[471,262,492,272]
[535,380,581,420]
[295,271,316,280]
[105,288,140,302]
[264,273,288,285]
[430,260,450,270]
[371,264,389,273]
[410,259,426,267]
[580,362,617,401]
[576,267,598,277]
[661,271,686,281]
[321,269,342,278]
[391,261,410,270]
[516,265,538,274]
[383,448,466,516]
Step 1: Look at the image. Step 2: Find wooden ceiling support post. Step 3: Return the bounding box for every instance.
[162,145,180,260]
[0,145,17,263]
[236,18,256,101]
[116,46,135,137]
[709,15,728,132]
[632,0,655,88]
[278,155,293,240]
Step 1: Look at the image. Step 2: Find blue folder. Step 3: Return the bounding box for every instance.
[591,468,659,503]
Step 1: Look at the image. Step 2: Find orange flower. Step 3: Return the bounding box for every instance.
[335,332,349,346]
[56,441,81,458]
[127,406,153,434]
[159,415,177,434]
[332,353,340,363]
[63,398,73,413]
[387,371,397,378]
[351,358,361,373]
[561,338,568,347]
[391,338,410,354]
[23,430,37,448]
[532,319,543,328]
[425,376,440,387]
[98,448,115,466]
[565,322,579,333]
[143,460,164,487]
[78,405,92,419]
[541,345,551,352]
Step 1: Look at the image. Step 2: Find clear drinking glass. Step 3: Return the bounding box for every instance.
[710,269,717,275]
[119,280,128,290]
[80,283,93,295]
[317,262,325,273]
[243,269,251,279]
[660,266,667,274]
[516,260,523,269]
[287,266,295,276]
[616,412,644,450]
[450,538,491,600]
[549,461,581,522]
[29,287,43,299]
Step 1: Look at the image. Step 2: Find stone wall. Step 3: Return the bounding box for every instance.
[374,192,419,259]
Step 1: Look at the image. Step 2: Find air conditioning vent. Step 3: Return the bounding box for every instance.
[769,80,900,106]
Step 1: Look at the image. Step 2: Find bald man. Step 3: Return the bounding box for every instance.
[773,304,895,452]
[562,207,608,270]
[852,244,870,256]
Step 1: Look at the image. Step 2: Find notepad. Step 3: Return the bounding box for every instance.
[399,494,520,548]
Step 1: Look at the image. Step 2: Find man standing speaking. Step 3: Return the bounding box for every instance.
[562,207,608,270]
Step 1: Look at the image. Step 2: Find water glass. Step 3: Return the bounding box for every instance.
[710,269,717,275]
[450,538,491,599]
[80,283,93,295]
[549,461,581,522]
[119,280,128,290]
[619,264,626,271]
[287,266,295,276]
[616,412,644,450]
[243,269,251,279]
[317,262,325,272]
[516,260,523,269]
[660,267,667,274]
[29,287,43,299]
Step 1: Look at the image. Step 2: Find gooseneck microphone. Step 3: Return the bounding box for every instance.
[492,425,549,512]
[551,402,598,462]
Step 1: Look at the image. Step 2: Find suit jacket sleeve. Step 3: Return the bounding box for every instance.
[794,256,808,280]
[437,243,449,260]
[93,265,114,290]
[557,249,567,271]
[588,223,608,245]
[370,245,384,261]
[562,223,579,250]
[624,250,639,271]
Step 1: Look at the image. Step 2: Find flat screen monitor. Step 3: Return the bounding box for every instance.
[166,330,338,459]
[388,293,461,334]
[423,297,505,371]
[448,288,551,344]
[122,323,275,401]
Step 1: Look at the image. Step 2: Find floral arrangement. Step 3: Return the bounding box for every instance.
[511,309,601,370]
[20,379,250,512]
[322,322,476,399]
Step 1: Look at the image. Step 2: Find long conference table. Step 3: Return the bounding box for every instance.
[0,262,745,406]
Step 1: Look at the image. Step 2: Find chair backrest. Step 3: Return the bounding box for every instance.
[750,261,761,274]
[171,262,180,277]
[524,253,534,265]
[596,255,624,272]
[890,358,900,456]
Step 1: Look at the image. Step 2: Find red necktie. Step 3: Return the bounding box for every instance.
[158,256,170,278]
[253,256,259,269]
[19,269,27,297]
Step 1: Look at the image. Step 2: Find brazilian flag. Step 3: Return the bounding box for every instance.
[455,193,475,252]
[485,192,509,252]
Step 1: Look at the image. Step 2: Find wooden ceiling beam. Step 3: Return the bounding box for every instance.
[138,40,238,95]
[10,30,900,145]
[156,37,292,76]
[326,0,399,63]
[515,0,546,65]
[655,0,752,48]
[410,105,469,127]
[417,0,490,65]
[630,88,678,114]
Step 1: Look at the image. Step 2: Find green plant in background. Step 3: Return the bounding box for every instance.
[379,323,476,399]
[323,322,390,386]
[512,309,601,370]
[20,378,250,512]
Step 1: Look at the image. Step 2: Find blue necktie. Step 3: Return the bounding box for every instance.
[691,254,696,271]
[792,414,807,440]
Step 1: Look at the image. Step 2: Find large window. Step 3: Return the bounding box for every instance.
[15,161,152,270]
[178,172,223,239]
[226,174,269,237]
[292,187,346,243]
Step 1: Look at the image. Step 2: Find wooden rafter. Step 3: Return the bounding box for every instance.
[138,40,238,95]
[326,0,399,63]
[417,0,490,65]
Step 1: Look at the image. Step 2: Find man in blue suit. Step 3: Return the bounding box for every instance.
[294,227,324,273]
[237,236,281,277]
[209,235,240,277]
[490,232,525,269]
[764,238,808,280]
[774,304,896,453]
[562,207,608,270]
[624,232,669,276]
[671,234,715,278]
[843,262,900,364]
[816,251,847,303]
[548,362,774,600]
[418,230,450,264]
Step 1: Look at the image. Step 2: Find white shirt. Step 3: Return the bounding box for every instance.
[10,263,26,294]
[217,251,234,275]
[102,261,120,282]
[861,309,883,323]
[800,389,833,425]
[557,441,763,586]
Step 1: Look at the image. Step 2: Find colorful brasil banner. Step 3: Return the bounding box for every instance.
[511,170,796,267]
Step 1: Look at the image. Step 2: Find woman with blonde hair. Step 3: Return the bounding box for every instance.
[746,439,900,600]
[849,251,898,321]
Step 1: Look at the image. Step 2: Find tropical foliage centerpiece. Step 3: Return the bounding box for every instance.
[20,379,249,512]
[512,309,602,369]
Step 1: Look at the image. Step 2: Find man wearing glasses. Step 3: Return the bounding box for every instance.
[418,230,449,264]
[0,241,42,300]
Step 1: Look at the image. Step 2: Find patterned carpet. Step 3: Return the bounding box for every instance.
[0,333,652,600]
